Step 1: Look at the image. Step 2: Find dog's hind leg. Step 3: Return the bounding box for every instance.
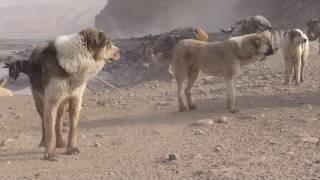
[284,60,293,85]
[55,102,67,148]
[294,57,302,85]
[31,89,45,147]
[225,76,238,113]
[300,58,306,83]
[66,93,84,155]
[185,66,200,110]
[43,96,60,161]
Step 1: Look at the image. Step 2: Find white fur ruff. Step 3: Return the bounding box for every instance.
[55,34,105,80]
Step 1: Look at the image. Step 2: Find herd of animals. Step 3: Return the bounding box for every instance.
[1,15,320,161]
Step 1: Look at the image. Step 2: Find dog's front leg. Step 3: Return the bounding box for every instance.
[294,57,302,85]
[225,77,238,113]
[66,95,82,155]
[284,60,292,85]
[43,97,60,161]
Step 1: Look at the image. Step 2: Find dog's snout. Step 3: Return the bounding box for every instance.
[303,38,307,43]
[265,45,274,56]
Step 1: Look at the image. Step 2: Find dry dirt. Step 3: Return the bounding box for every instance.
[1,42,320,179]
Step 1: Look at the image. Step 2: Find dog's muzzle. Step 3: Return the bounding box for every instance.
[265,45,274,56]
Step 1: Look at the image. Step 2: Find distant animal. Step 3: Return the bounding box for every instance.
[0,78,13,97]
[282,29,309,85]
[170,31,275,113]
[142,27,209,67]
[306,18,320,54]
[221,15,272,39]
[4,60,31,80]
[27,28,120,161]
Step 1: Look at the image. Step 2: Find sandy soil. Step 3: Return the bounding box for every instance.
[1,42,320,179]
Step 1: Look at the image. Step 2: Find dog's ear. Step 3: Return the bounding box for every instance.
[97,31,108,49]
[80,28,108,51]
[220,29,227,34]
[3,63,10,68]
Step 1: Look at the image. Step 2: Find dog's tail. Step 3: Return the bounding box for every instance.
[168,64,175,77]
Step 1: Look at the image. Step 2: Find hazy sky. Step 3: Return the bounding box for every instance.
[0,0,107,37]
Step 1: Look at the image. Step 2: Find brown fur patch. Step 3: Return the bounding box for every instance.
[79,28,111,60]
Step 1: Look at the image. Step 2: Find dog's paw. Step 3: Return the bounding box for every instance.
[43,154,58,161]
[179,106,188,112]
[56,139,67,149]
[189,104,197,111]
[66,147,80,155]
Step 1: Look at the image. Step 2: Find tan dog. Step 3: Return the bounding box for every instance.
[170,31,274,113]
[282,29,309,85]
[29,28,120,160]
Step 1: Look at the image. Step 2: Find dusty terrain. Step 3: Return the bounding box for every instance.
[0,36,320,179]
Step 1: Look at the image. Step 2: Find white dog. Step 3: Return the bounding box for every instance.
[282,29,309,85]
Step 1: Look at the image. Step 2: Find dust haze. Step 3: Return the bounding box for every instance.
[0,0,106,38]
[95,0,240,38]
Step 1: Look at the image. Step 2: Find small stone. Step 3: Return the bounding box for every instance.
[7,161,11,165]
[216,116,228,123]
[168,153,179,161]
[193,119,214,126]
[94,143,101,147]
[263,108,268,111]
[213,145,224,152]
[305,104,313,110]
[194,129,205,135]
[259,113,266,118]
[156,101,171,107]
[94,134,104,138]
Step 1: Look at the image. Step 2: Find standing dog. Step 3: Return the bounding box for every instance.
[282,29,309,85]
[29,28,120,160]
[170,31,274,113]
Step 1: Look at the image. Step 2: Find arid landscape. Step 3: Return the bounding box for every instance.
[1,0,320,179]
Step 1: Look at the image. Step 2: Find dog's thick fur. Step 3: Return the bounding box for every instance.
[142,27,209,66]
[29,28,120,160]
[170,31,274,113]
[306,19,320,54]
[282,29,309,85]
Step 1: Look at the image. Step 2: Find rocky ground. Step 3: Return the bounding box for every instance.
[1,39,320,179]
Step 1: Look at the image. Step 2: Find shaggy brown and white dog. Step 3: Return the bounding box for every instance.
[282,29,309,85]
[29,28,120,160]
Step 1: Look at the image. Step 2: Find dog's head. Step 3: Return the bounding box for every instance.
[220,27,236,40]
[79,28,121,63]
[252,31,274,57]
[306,19,320,41]
[288,29,308,45]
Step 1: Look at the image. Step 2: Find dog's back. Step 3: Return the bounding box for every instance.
[29,43,68,94]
